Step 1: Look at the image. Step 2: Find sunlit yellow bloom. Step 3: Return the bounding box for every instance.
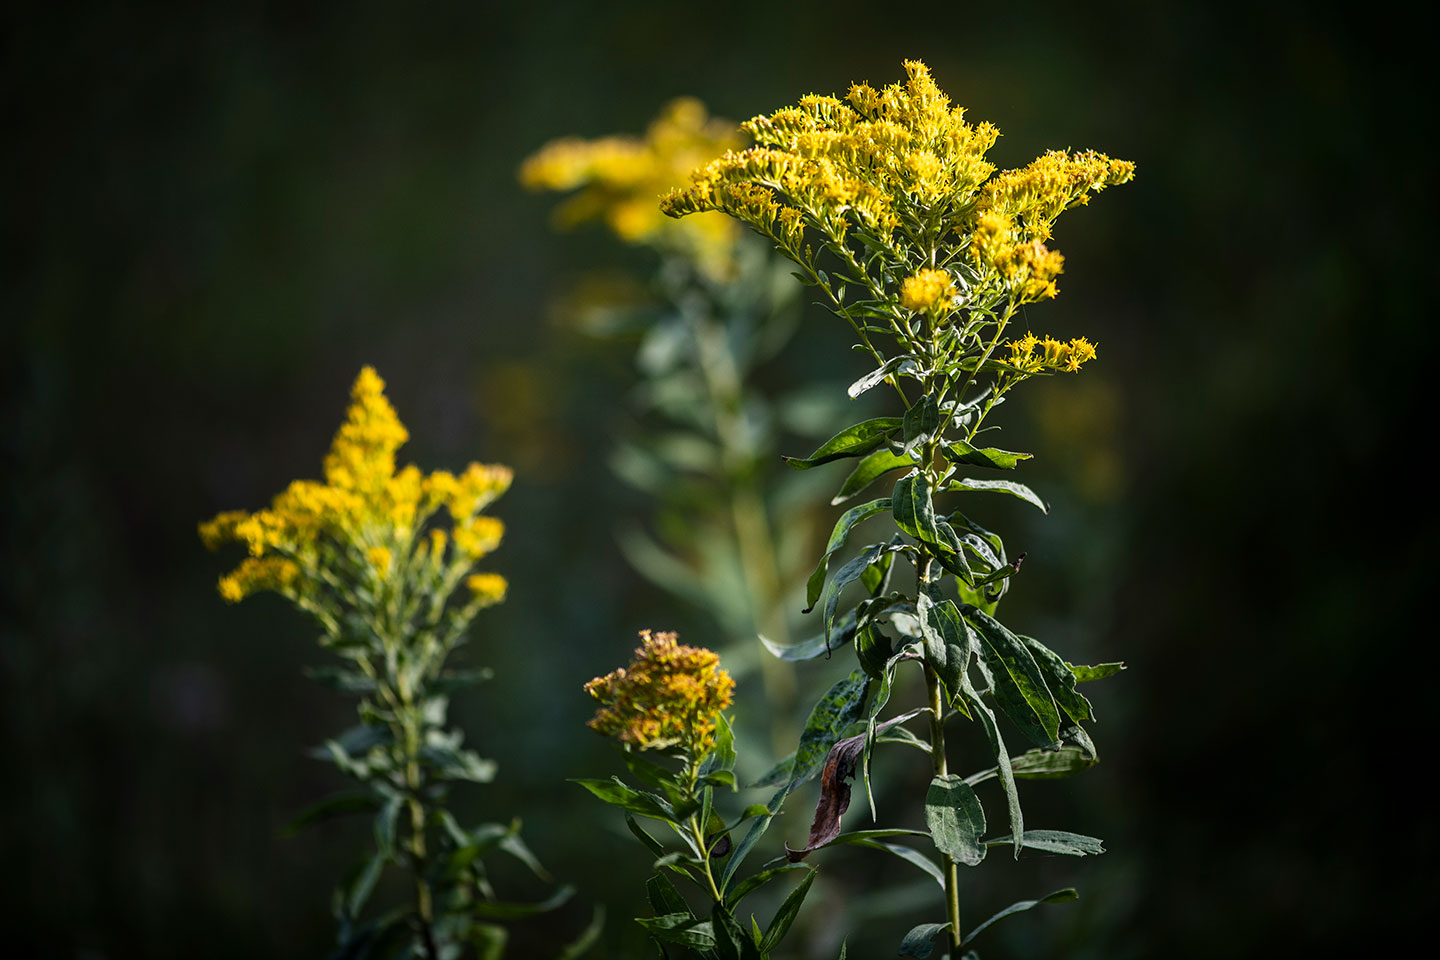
[899,268,957,315]
[465,572,508,607]
[521,98,745,280]
[584,630,735,756]
[1003,333,1098,376]
[200,366,512,610]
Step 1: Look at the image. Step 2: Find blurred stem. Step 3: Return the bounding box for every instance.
[690,311,797,755]
[396,661,439,960]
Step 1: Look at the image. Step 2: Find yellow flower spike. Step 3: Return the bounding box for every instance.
[453,516,505,560]
[584,630,735,757]
[899,268,958,316]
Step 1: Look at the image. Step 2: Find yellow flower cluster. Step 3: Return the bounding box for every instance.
[520,97,744,279]
[899,268,957,316]
[661,60,1134,304]
[584,630,735,756]
[199,367,512,606]
[1004,333,1099,374]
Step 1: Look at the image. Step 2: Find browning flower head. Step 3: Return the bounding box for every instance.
[584,630,735,756]
[520,98,745,279]
[199,366,511,607]
[1004,333,1099,376]
[899,268,957,316]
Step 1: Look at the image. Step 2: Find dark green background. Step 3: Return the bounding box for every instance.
[3,1,1429,956]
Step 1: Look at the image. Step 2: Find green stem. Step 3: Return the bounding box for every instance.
[396,666,439,960]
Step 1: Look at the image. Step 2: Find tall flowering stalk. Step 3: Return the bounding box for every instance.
[663,61,1133,956]
[523,100,832,755]
[200,368,583,959]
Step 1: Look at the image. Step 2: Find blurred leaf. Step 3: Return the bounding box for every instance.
[925,775,987,867]
[783,417,902,469]
[281,791,379,837]
[711,903,759,960]
[960,889,1078,947]
[472,885,575,919]
[303,665,377,694]
[556,905,606,960]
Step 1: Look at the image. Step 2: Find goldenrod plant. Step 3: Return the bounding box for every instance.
[579,631,823,959]
[661,61,1134,957]
[200,368,593,960]
[522,100,835,755]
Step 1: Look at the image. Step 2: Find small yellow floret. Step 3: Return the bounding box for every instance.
[465,572,508,607]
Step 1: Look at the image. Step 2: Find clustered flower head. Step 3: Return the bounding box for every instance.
[520,97,745,280]
[900,268,958,316]
[199,367,512,609]
[1004,333,1099,374]
[584,630,735,757]
[661,60,1134,305]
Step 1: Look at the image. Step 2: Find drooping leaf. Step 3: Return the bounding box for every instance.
[784,418,902,469]
[1068,661,1126,683]
[556,905,606,960]
[1009,746,1096,780]
[925,775,987,867]
[719,786,788,892]
[822,544,906,650]
[899,922,952,959]
[982,830,1105,857]
[789,671,870,787]
[763,609,859,662]
[626,814,667,858]
[960,888,1079,947]
[471,885,575,919]
[281,791,379,837]
[804,498,893,610]
[946,477,1048,513]
[963,607,1061,746]
[841,838,945,890]
[832,449,917,505]
[1020,635,1094,723]
[960,675,1023,857]
[723,863,810,908]
[942,441,1033,470]
[847,355,921,398]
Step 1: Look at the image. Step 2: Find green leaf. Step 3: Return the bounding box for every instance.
[724,863,810,908]
[646,874,692,918]
[701,714,738,779]
[764,609,858,663]
[843,838,945,890]
[711,903,758,960]
[635,914,715,950]
[925,775,987,867]
[960,674,1022,858]
[556,905,606,960]
[916,592,973,705]
[571,778,675,821]
[281,791,379,837]
[901,395,941,455]
[719,786,788,892]
[1009,746,1096,780]
[784,418,902,469]
[472,885,575,919]
[750,754,794,789]
[946,477,1048,513]
[822,544,901,650]
[347,849,386,919]
[899,922,952,959]
[499,831,552,882]
[982,830,1104,856]
[832,449,917,505]
[961,889,1079,947]
[790,671,870,787]
[894,473,970,580]
[963,607,1061,746]
[626,814,667,858]
[942,441,1033,470]
[847,355,921,398]
[312,723,391,761]
[804,499,892,610]
[760,868,816,952]
[1020,635,1093,723]
[373,794,402,858]
[1069,661,1126,683]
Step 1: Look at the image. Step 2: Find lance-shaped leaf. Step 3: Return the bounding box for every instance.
[710,904,758,960]
[916,592,973,706]
[925,775,986,867]
[901,395,941,455]
[841,837,946,890]
[759,868,817,952]
[571,778,675,821]
[960,889,1078,947]
[804,499,892,610]
[784,418,902,469]
[719,785,789,891]
[470,885,575,919]
[635,914,716,950]
[942,440,1033,470]
[963,607,1061,746]
[961,673,1023,857]
[821,541,907,648]
[1020,635,1094,723]
[847,354,921,398]
[763,609,858,662]
[832,449,917,505]
[1009,746,1096,779]
[982,830,1105,857]
[894,474,972,581]
[1069,661,1126,683]
[723,862,811,908]
[788,671,870,788]
[946,477,1049,513]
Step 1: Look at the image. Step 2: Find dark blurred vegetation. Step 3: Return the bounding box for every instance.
[2,0,1431,956]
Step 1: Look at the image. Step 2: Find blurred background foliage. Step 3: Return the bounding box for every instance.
[2,0,1431,956]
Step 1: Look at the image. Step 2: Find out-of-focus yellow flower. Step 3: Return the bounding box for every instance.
[199,366,511,606]
[584,630,735,757]
[465,573,508,608]
[521,98,745,280]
